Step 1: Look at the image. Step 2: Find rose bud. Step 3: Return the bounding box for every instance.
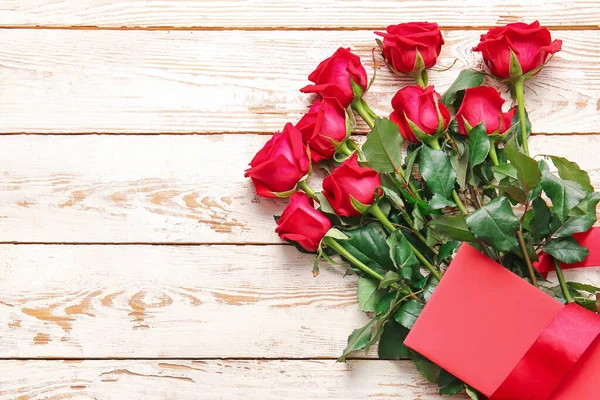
[473,21,562,80]
[245,123,310,198]
[456,86,516,136]
[389,85,450,143]
[296,98,347,162]
[322,153,381,217]
[275,192,332,252]
[375,22,444,74]
[300,48,368,108]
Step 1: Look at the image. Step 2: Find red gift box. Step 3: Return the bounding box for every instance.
[404,244,600,400]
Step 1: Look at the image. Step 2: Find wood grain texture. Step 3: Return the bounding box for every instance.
[0,241,597,360]
[0,134,597,244]
[0,0,598,29]
[0,244,373,358]
[0,359,469,399]
[1,29,599,134]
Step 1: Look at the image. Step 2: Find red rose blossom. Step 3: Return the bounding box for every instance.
[389,85,450,143]
[473,21,562,79]
[296,98,347,162]
[300,48,368,107]
[245,123,310,198]
[375,22,444,74]
[456,86,516,135]
[322,153,381,217]
[275,192,332,252]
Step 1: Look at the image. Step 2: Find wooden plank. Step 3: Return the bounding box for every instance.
[0,244,373,358]
[1,29,599,134]
[0,241,596,360]
[0,359,468,399]
[0,0,598,29]
[0,134,597,244]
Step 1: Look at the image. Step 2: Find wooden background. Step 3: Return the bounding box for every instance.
[0,1,599,398]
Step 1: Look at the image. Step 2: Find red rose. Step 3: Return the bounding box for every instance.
[456,86,516,135]
[322,153,381,217]
[473,21,562,79]
[375,22,444,74]
[276,192,332,252]
[300,48,368,107]
[389,85,450,143]
[296,98,347,162]
[245,123,310,198]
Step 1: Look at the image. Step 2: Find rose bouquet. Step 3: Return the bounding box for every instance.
[245,21,600,398]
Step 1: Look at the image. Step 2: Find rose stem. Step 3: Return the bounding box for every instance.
[429,140,469,215]
[514,77,530,156]
[336,140,354,156]
[488,142,500,166]
[553,258,573,303]
[297,181,319,203]
[351,98,375,129]
[517,229,538,287]
[324,236,417,300]
[369,203,442,281]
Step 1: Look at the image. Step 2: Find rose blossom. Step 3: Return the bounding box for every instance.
[389,85,450,143]
[245,123,310,198]
[300,48,368,107]
[296,98,347,162]
[473,21,562,79]
[275,192,332,252]
[322,153,381,217]
[456,86,516,135]
[375,22,444,74]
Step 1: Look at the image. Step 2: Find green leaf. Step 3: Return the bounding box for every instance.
[440,70,485,108]
[357,277,384,312]
[553,192,600,238]
[339,224,395,275]
[493,177,527,203]
[379,271,401,290]
[505,136,541,192]
[508,107,531,147]
[492,164,518,181]
[394,300,424,330]
[541,169,586,222]
[439,370,465,396]
[405,147,420,176]
[466,386,482,400]
[543,237,589,264]
[420,145,457,200]
[468,123,491,168]
[377,321,409,359]
[324,228,349,240]
[567,281,600,294]
[338,319,376,362]
[450,145,469,190]
[550,155,594,191]
[412,206,426,230]
[438,241,460,261]
[429,215,476,242]
[362,118,403,173]
[428,193,456,211]
[466,197,520,251]
[408,350,442,383]
[387,231,420,270]
[375,292,395,315]
[530,197,552,242]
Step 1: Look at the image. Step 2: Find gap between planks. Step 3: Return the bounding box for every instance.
[0,25,598,32]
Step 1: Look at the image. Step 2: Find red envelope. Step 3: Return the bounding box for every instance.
[404,244,600,399]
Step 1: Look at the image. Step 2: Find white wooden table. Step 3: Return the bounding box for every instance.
[0,1,599,398]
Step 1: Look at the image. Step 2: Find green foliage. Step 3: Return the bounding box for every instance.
[466,197,520,251]
[378,321,410,359]
[420,145,457,199]
[337,319,376,362]
[468,123,490,169]
[541,168,586,222]
[338,224,395,275]
[394,300,424,330]
[363,118,403,173]
[429,215,476,242]
[549,155,594,191]
[357,277,384,312]
[543,237,589,264]
[505,136,541,192]
[440,70,485,108]
[409,350,442,383]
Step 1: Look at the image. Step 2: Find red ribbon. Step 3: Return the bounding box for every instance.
[489,303,600,400]
[490,226,600,399]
